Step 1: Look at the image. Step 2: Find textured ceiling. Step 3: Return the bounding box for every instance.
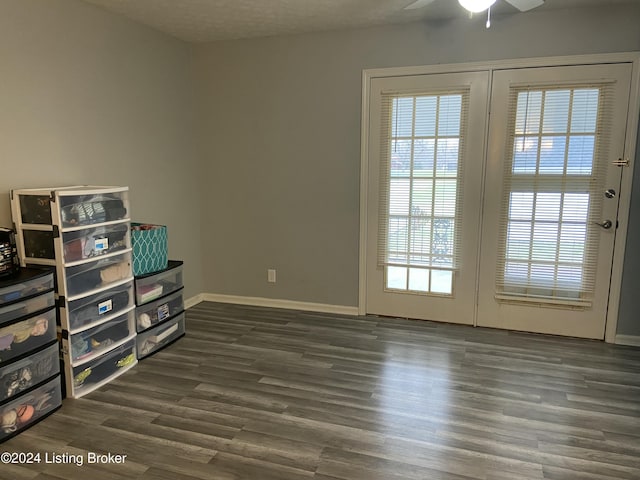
[80,0,634,43]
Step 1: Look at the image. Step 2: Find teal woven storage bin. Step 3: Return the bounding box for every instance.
[131,223,168,276]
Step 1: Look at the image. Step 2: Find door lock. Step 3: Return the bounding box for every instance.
[594,220,613,230]
[605,189,616,199]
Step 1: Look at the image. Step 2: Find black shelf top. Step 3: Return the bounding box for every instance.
[134,260,183,280]
[0,267,53,289]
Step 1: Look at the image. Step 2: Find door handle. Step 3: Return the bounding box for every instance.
[594,220,613,230]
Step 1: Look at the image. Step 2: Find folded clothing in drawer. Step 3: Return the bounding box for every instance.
[0,308,57,365]
[60,194,127,228]
[63,223,129,262]
[65,253,131,297]
[0,342,59,402]
[0,376,62,440]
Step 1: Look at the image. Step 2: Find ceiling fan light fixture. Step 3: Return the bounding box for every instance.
[458,0,497,13]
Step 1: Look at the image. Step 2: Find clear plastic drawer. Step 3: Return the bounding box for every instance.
[136,288,183,332]
[22,230,55,260]
[137,312,185,359]
[67,309,135,364]
[58,190,129,228]
[64,281,133,332]
[16,194,53,225]
[0,307,57,366]
[62,223,130,263]
[0,291,54,327]
[0,270,54,307]
[71,337,136,398]
[135,260,183,305]
[0,375,62,441]
[64,251,132,298]
[0,342,60,403]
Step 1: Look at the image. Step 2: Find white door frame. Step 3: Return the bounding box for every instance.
[359,52,640,343]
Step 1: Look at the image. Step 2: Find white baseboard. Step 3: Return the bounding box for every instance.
[614,335,640,347]
[184,294,205,310]
[200,293,359,316]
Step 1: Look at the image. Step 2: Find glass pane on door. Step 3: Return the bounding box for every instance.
[382,93,466,296]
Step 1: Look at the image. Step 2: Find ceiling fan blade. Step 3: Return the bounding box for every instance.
[505,0,545,12]
[404,0,437,10]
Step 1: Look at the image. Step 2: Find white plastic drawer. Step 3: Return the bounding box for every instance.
[136,288,183,332]
[64,251,132,298]
[0,342,60,403]
[59,190,129,228]
[64,281,133,332]
[137,312,185,359]
[0,270,54,307]
[0,307,57,366]
[71,337,136,398]
[0,291,55,327]
[0,375,62,441]
[66,309,135,364]
[135,261,183,305]
[62,223,130,263]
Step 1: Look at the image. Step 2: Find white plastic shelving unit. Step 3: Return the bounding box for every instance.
[10,186,138,398]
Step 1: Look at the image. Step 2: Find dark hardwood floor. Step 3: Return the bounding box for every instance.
[3,301,640,479]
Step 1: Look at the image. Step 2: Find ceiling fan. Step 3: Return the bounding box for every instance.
[405,0,544,13]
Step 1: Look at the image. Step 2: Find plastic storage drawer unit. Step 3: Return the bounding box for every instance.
[0,375,62,442]
[0,291,55,325]
[64,251,132,298]
[0,342,60,403]
[137,312,185,359]
[62,223,130,263]
[135,260,183,305]
[136,288,184,332]
[0,307,57,365]
[63,281,133,332]
[59,191,128,228]
[66,308,135,363]
[0,270,54,306]
[71,337,136,398]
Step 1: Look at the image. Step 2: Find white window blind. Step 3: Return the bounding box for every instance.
[496,83,613,306]
[377,90,469,295]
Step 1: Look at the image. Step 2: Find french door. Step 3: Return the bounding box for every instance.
[365,71,489,324]
[477,64,632,338]
[364,62,634,338]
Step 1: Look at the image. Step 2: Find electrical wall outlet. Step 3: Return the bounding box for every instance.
[268,269,276,283]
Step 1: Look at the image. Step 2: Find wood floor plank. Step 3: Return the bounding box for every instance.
[1,301,638,479]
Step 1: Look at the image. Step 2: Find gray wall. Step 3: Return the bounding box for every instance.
[617,122,640,336]
[2,1,639,335]
[0,0,204,299]
[193,5,640,318]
